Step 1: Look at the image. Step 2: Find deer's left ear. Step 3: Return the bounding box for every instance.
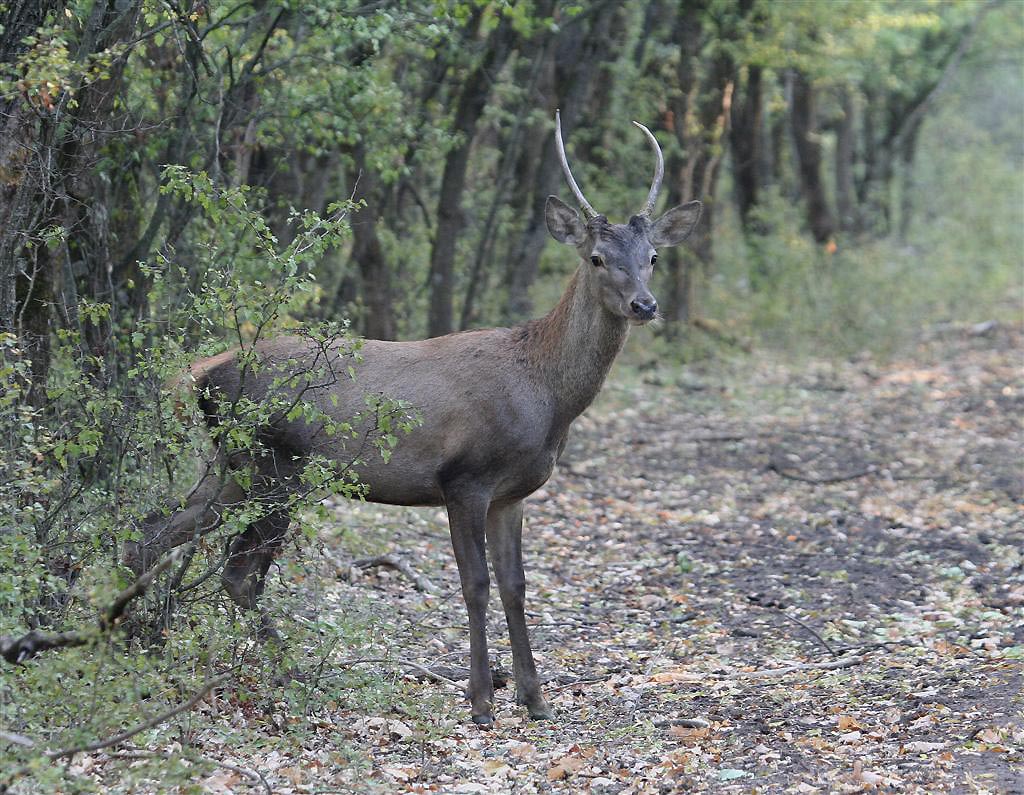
[650,201,702,247]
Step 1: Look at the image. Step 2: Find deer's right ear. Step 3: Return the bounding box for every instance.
[545,196,586,246]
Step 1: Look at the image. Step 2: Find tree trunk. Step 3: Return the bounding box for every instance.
[897,114,923,241]
[461,3,556,329]
[661,4,733,331]
[730,65,763,232]
[857,89,894,235]
[834,86,857,233]
[347,145,396,340]
[427,17,516,337]
[59,1,145,372]
[789,70,835,244]
[0,0,65,404]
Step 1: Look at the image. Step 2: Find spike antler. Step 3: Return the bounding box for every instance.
[632,120,664,218]
[554,109,598,222]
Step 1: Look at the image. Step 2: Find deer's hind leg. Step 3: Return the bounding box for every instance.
[219,455,302,639]
[123,469,245,576]
[221,508,291,640]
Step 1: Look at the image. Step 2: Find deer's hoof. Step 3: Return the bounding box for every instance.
[527,701,553,721]
[471,714,495,729]
[518,690,553,721]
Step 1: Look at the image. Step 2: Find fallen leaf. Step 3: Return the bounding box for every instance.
[381,765,418,781]
[279,766,302,786]
[649,670,703,684]
[975,727,1002,743]
[902,741,946,754]
[548,755,586,780]
[669,725,711,743]
[482,759,510,775]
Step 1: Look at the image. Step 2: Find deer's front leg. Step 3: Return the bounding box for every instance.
[445,489,494,726]
[486,500,551,720]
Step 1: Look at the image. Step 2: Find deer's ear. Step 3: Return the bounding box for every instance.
[650,201,702,247]
[545,196,586,246]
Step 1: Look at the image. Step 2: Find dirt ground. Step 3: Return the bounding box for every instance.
[50,324,1023,794]
[252,322,1019,795]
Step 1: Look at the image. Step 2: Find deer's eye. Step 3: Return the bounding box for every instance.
[590,255,603,267]
[651,254,658,266]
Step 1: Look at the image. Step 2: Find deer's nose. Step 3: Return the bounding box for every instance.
[630,297,658,320]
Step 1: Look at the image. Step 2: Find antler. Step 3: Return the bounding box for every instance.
[554,109,598,222]
[632,120,664,218]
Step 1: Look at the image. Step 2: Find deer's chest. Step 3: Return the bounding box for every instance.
[493,427,569,502]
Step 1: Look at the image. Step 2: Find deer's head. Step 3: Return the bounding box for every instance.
[545,112,701,325]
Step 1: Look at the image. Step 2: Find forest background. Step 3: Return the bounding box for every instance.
[0,0,1021,792]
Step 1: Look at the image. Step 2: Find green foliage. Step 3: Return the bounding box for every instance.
[0,168,419,792]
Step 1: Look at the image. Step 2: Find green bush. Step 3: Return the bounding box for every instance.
[0,169,417,792]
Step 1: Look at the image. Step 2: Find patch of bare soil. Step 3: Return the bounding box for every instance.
[79,326,1024,794]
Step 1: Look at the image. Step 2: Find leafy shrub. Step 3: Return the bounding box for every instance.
[0,169,416,792]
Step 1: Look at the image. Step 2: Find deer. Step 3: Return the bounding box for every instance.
[123,112,701,727]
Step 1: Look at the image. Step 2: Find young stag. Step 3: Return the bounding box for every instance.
[125,113,701,726]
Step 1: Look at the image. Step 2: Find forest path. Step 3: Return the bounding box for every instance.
[259,325,1023,794]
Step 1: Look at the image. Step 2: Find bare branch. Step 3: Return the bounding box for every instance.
[0,673,232,793]
[48,673,231,760]
[891,0,1004,152]
[0,545,191,665]
[351,553,439,594]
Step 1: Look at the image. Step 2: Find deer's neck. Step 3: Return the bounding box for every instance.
[522,267,630,422]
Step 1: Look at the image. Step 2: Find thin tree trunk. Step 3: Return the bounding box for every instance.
[790,70,835,244]
[0,0,65,403]
[897,115,923,241]
[347,145,396,340]
[59,1,145,372]
[427,17,516,337]
[730,65,763,232]
[834,87,856,233]
[461,5,555,329]
[662,4,733,331]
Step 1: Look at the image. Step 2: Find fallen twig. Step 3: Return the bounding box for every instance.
[351,553,439,594]
[109,750,271,795]
[329,656,467,689]
[733,654,866,678]
[400,660,463,688]
[550,673,618,692]
[653,717,711,729]
[772,609,838,657]
[768,460,875,484]
[0,731,35,748]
